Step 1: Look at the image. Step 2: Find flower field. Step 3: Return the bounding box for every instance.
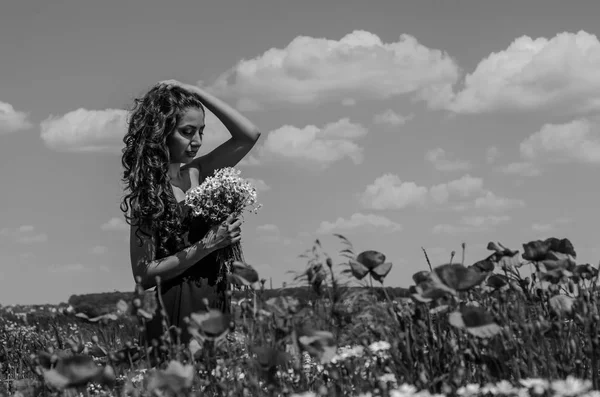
[1,235,600,397]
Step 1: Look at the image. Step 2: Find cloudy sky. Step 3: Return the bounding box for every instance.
[2,0,600,305]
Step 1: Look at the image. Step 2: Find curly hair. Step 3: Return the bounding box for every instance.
[120,84,205,258]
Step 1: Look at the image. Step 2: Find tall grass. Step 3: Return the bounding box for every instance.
[0,235,598,397]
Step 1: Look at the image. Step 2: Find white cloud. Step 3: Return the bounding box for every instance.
[0,225,48,244]
[48,264,88,273]
[532,217,571,233]
[317,213,402,235]
[209,30,459,110]
[256,224,280,234]
[520,118,600,164]
[360,174,485,210]
[359,174,429,210]
[532,223,553,233]
[428,175,484,204]
[40,108,129,152]
[0,101,32,134]
[255,118,367,169]
[486,146,499,164]
[425,148,471,172]
[100,217,128,232]
[246,178,271,192]
[373,110,414,127]
[496,118,600,178]
[40,107,230,154]
[91,246,108,255]
[47,263,109,273]
[433,215,510,235]
[256,223,297,245]
[445,31,600,115]
[474,192,525,211]
[496,161,542,177]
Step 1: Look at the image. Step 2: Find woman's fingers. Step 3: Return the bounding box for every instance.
[225,213,236,223]
[229,218,242,230]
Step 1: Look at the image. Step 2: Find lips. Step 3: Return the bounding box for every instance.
[186,151,198,157]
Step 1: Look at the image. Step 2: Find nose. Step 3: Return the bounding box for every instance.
[190,131,202,148]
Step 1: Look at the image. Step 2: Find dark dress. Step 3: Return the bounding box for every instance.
[143,202,230,347]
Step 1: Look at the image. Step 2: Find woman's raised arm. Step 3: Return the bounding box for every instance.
[160,80,261,176]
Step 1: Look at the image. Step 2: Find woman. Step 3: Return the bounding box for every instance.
[120,80,261,348]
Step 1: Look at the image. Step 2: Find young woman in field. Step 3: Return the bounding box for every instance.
[120,80,261,346]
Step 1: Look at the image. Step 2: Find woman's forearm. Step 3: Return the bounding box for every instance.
[194,87,261,143]
[140,240,214,289]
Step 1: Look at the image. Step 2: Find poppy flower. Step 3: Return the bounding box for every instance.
[40,354,115,390]
[296,327,337,364]
[265,296,300,317]
[448,306,502,338]
[430,263,488,294]
[412,270,430,285]
[229,261,260,287]
[485,274,510,291]
[540,251,576,271]
[539,269,573,284]
[548,294,575,316]
[188,309,232,343]
[251,346,292,371]
[347,250,393,283]
[410,279,450,303]
[573,264,599,282]
[522,237,576,262]
[147,360,194,394]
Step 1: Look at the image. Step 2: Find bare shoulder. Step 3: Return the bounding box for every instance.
[181,161,205,185]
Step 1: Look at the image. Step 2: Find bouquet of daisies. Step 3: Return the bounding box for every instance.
[185,167,261,282]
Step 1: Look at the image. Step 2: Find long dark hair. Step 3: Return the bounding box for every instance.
[120,84,204,258]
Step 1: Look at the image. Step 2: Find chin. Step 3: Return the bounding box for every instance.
[183,157,196,164]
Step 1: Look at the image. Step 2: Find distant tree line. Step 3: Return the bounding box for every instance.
[68,286,411,318]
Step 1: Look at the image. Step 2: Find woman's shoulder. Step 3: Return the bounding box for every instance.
[180,162,205,184]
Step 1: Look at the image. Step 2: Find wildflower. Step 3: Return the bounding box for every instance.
[290,392,317,397]
[378,373,398,384]
[39,354,115,390]
[494,380,518,395]
[185,167,261,224]
[456,383,480,397]
[368,341,391,353]
[551,376,592,396]
[448,306,502,338]
[297,327,337,364]
[390,383,418,397]
[330,345,364,364]
[581,391,600,397]
[520,378,550,395]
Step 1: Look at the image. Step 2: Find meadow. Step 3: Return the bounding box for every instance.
[1,234,599,397]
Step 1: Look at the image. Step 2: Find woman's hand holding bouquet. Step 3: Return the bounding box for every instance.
[185,167,261,282]
[202,214,242,251]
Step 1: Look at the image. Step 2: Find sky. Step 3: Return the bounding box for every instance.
[2,0,600,305]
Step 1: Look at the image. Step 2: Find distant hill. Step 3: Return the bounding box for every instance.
[67,286,411,317]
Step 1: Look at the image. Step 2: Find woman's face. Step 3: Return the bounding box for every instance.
[167,107,205,164]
